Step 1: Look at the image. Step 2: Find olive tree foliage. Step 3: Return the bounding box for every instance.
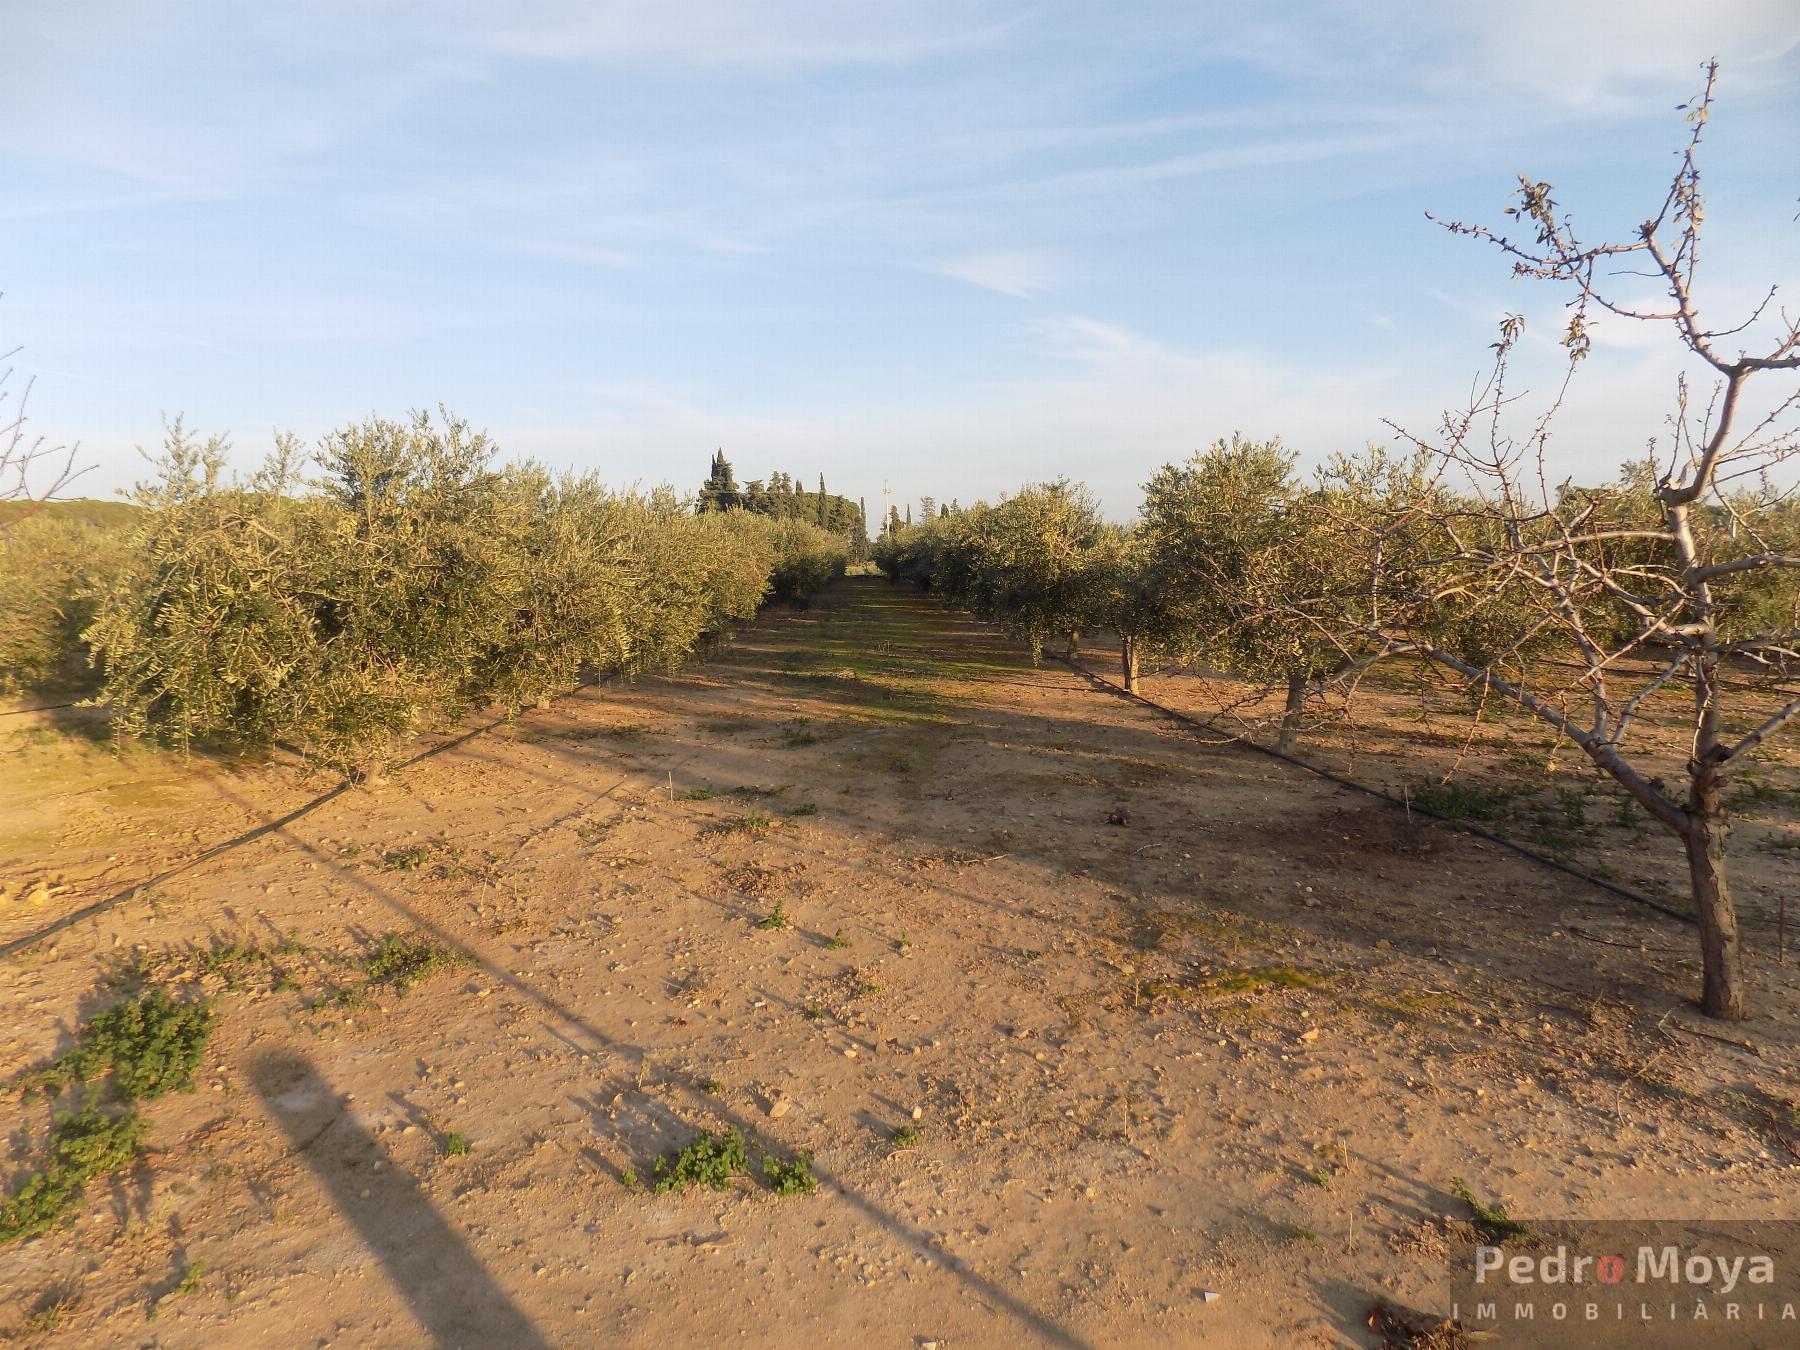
[0,510,128,693]
[753,513,851,607]
[1356,63,1800,1020]
[1138,435,1443,749]
[1082,522,1190,694]
[86,410,815,775]
[874,481,1107,661]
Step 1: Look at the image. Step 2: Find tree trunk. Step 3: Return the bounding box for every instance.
[1121,635,1139,694]
[1685,766,1746,1020]
[1276,668,1307,755]
[1066,631,1080,660]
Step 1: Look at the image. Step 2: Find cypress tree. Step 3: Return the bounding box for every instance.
[699,450,739,512]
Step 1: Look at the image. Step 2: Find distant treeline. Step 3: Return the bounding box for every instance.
[696,451,868,550]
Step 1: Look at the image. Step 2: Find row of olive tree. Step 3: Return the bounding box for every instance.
[876,67,1800,1020]
[872,442,1431,731]
[80,410,844,775]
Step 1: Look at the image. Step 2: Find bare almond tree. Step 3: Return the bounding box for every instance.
[1372,62,1799,1019]
[1,304,83,526]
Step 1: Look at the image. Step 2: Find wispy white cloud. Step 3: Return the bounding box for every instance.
[926,250,1059,298]
[445,0,1024,69]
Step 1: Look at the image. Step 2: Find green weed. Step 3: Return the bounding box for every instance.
[762,1151,817,1196]
[652,1128,747,1193]
[149,1259,206,1320]
[380,845,432,872]
[1406,779,1516,822]
[362,932,468,994]
[1450,1177,1530,1243]
[716,813,774,836]
[1,1107,147,1243]
[28,988,215,1102]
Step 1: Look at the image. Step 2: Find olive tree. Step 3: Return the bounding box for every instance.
[1138,435,1423,751]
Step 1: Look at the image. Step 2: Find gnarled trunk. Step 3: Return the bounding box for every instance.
[1276,668,1307,755]
[1121,634,1139,694]
[1685,765,1746,1020]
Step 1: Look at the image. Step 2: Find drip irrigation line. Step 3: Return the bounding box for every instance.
[1051,653,1698,929]
[0,701,78,716]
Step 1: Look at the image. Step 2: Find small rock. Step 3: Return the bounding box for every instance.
[1297,1028,1320,1044]
[1200,1289,1221,1304]
[768,1098,793,1119]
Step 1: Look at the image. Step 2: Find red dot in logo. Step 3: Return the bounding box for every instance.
[1596,1254,1626,1285]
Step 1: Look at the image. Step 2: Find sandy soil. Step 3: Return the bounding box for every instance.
[2,576,1797,1347]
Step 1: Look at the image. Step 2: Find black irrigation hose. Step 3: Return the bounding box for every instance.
[0,701,79,716]
[1051,653,1699,928]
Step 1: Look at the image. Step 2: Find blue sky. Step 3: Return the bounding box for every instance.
[6,1,1798,517]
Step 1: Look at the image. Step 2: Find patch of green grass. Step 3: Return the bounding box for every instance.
[701,1078,725,1096]
[1406,779,1517,823]
[27,988,216,1102]
[444,1131,472,1157]
[698,717,755,736]
[1282,1224,1320,1244]
[24,1286,79,1334]
[786,803,818,817]
[755,901,789,931]
[762,1150,817,1196]
[1731,775,1800,813]
[803,1001,827,1021]
[652,1128,747,1193]
[149,1259,207,1320]
[780,728,823,747]
[824,929,849,950]
[1204,965,1325,996]
[618,1168,638,1189]
[1450,1177,1530,1243]
[674,787,717,801]
[379,844,432,872]
[362,932,468,995]
[891,1123,922,1149]
[1,1107,147,1243]
[715,813,775,837]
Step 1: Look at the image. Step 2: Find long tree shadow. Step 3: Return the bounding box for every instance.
[250,1050,551,1350]
[211,777,1095,1350]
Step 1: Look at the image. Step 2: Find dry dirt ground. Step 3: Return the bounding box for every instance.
[2,576,1797,1348]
